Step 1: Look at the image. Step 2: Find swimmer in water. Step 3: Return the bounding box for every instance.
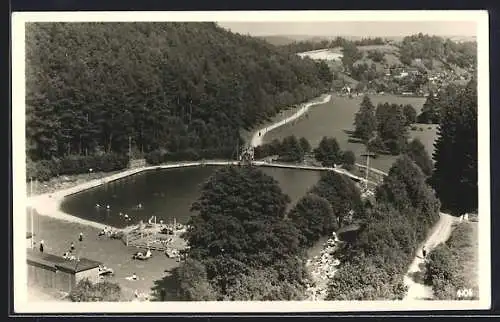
[96,204,101,208]
[138,203,142,209]
[106,205,110,210]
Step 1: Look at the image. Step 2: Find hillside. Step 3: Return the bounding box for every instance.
[26,22,332,162]
[258,35,299,46]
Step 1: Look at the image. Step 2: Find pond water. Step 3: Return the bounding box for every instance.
[60,166,323,228]
[263,94,437,173]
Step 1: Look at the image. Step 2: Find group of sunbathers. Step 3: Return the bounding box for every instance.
[62,233,84,260]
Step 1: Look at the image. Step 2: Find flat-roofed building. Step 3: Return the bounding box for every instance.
[27,248,102,293]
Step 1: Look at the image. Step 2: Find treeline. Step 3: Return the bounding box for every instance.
[399,33,477,68]
[416,81,474,124]
[327,155,441,300]
[354,96,418,155]
[26,22,332,176]
[253,136,311,163]
[254,135,356,170]
[27,153,128,181]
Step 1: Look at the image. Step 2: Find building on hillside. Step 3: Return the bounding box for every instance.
[27,248,102,293]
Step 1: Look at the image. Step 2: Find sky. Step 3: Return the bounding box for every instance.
[217,21,477,38]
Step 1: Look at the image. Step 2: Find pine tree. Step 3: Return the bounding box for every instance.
[418,90,440,124]
[354,95,377,142]
[430,81,478,216]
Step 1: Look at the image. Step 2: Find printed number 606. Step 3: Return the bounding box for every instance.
[456,288,474,298]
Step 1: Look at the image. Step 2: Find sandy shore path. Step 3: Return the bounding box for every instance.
[250,94,332,148]
[28,161,238,230]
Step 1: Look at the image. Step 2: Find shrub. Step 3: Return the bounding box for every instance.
[27,153,128,182]
[342,150,356,171]
[69,279,121,302]
[145,150,165,165]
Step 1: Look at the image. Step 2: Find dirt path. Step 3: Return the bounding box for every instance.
[403,212,459,300]
[250,94,332,148]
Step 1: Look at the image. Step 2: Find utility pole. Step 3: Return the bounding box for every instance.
[365,136,375,191]
[128,136,132,165]
[30,177,34,249]
[236,139,239,161]
[365,151,370,191]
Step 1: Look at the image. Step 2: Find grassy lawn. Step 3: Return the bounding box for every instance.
[452,222,479,295]
[27,212,182,301]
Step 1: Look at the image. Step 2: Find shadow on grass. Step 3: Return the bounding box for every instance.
[150,269,182,301]
[348,138,365,144]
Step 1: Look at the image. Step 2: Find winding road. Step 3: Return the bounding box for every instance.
[250,94,332,148]
[403,212,459,300]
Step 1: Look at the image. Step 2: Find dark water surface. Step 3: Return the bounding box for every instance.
[60,166,322,228]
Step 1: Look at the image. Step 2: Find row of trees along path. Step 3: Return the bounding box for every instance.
[404,80,477,300]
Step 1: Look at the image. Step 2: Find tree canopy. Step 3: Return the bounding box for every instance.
[375,102,409,154]
[376,155,440,239]
[313,136,343,167]
[328,155,441,300]
[26,22,330,163]
[417,91,441,124]
[430,80,477,216]
[342,150,356,171]
[253,135,310,162]
[175,166,307,300]
[288,193,336,247]
[310,171,363,228]
[399,33,477,69]
[405,138,433,177]
[354,96,377,142]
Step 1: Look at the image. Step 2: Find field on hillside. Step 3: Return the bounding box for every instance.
[263,94,435,173]
[355,44,402,69]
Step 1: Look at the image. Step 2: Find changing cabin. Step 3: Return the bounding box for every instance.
[26,248,102,293]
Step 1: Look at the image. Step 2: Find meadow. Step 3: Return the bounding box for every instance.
[263,94,436,173]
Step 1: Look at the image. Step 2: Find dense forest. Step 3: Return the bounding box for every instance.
[399,33,477,68]
[26,22,332,170]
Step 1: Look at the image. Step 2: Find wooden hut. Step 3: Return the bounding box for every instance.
[27,248,102,293]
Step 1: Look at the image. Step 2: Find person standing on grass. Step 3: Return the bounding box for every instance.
[79,232,83,242]
[422,246,427,258]
[70,242,75,253]
[39,240,44,253]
